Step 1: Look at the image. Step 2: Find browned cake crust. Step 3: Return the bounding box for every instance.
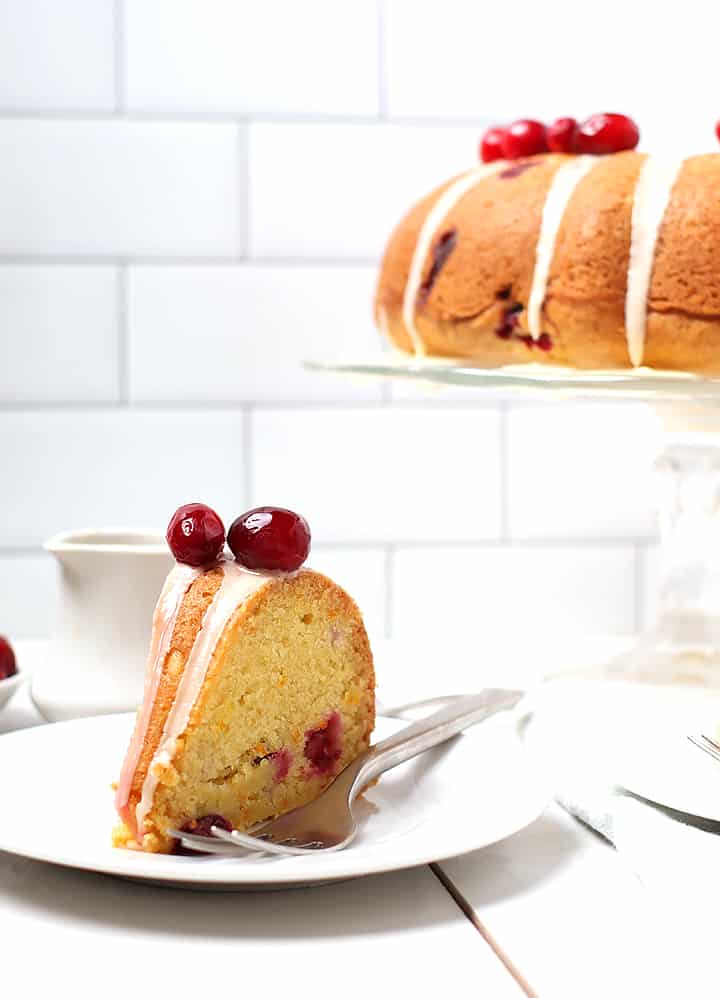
[375,152,720,373]
[122,566,226,826]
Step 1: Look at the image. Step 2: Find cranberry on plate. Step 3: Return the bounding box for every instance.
[0,636,16,681]
[166,502,225,567]
[228,507,311,573]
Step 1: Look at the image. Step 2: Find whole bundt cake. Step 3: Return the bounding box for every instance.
[375,150,720,372]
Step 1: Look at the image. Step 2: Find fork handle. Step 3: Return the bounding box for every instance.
[350,689,523,795]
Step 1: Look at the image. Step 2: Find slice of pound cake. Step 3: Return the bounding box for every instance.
[114,502,375,854]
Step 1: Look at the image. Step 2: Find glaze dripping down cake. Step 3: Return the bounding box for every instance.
[375,150,720,373]
[114,504,375,854]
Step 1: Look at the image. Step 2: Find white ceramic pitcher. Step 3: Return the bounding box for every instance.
[32,528,173,721]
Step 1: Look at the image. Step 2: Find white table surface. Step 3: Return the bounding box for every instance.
[0,638,706,997]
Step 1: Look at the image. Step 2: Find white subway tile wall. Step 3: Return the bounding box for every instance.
[384,0,716,153]
[0,0,671,644]
[0,0,115,111]
[0,266,119,402]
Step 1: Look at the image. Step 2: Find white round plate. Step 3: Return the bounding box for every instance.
[526,678,720,822]
[0,712,547,890]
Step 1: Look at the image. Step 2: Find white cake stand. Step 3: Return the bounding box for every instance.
[308,357,720,687]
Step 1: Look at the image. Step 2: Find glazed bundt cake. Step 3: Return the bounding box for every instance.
[375,149,720,373]
[114,503,375,854]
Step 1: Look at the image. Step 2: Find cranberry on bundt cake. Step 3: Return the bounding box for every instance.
[114,503,375,854]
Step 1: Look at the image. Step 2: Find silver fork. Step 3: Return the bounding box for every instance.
[172,688,523,857]
[688,732,720,763]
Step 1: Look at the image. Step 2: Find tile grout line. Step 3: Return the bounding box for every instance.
[117,263,130,404]
[113,0,126,114]
[0,255,378,267]
[0,108,494,127]
[0,398,507,412]
[242,407,254,509]
[429,864,539,998]
[240,121,250,256]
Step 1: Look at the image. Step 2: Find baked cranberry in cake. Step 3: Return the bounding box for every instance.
[228,506,310,572]
[479,126,506,163]
[501,119,548,159]
[0,636,16,680]
[174,814,233,855]
[547,117,579,153]
[180,814,232,836]
[576,113,639,154]
[537,333,553,351]
[304,711,343,775]
[253,747,292,781]
[417,228,457,307]
[166,502,225,567]
[500,160,541,180]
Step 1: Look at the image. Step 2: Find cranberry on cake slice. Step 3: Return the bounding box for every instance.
[228,506,311,572]
[166,502,225,566]
[0,636,17,681]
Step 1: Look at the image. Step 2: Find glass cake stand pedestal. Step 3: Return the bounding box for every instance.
[308,357,720,687]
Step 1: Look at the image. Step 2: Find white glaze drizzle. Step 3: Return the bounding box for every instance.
[115,562,200,829]
[402,162,505,355]
[134,561,272,841]
[625,155,685,367]
[527,155,598,340]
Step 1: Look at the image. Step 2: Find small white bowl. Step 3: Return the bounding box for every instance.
[0,670,28,711]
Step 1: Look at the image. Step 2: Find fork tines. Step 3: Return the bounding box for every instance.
[687,733,720,763]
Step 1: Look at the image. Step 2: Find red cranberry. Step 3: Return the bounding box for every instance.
[304,712,343,774]
[0,636,16,681]
[501,120,548,160]
[166,502,225,567]
[547,117,578,154]
[576,113,639,155]
[180,814,232,837]
[715,120,720,144]
[175,814,232,855]
[228,507,310,572]
[479,126,505,163]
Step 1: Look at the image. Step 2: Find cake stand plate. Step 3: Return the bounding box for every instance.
[308,357,720,687]
[0,712,547,891]
[306,357,720,401]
